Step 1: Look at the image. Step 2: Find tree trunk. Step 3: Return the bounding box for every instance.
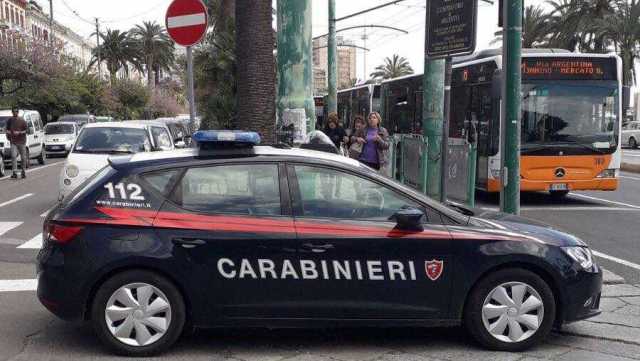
[235,0,275,142]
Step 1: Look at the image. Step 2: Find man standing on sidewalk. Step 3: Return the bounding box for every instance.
[5,108,28,179]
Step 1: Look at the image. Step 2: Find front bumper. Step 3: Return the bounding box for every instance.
[45,143,72,154]
[560,265,603,324]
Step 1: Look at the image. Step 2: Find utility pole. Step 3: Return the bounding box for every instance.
[500,0,523,214]
[423,57,446,200]
[95,18,102,81]
[327,0,337,114]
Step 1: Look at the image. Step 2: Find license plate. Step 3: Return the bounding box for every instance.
[550,183,568,191]
[52,146,63,150]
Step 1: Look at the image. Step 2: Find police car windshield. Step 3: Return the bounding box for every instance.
[74,127,151,154]
[45,123,74,135]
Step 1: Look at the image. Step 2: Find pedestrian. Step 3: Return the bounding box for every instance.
[353,112,390,171]
[5,108,28,179]
[324,112,348,150]
[347,115,367,159]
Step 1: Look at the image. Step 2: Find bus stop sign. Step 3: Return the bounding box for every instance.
[426,0,478,58]
[166,0,208,47]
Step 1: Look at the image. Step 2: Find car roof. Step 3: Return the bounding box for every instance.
[124,120,170,128]
[118,146,363,169]
[83,121,150,130]
[45,121,77,126]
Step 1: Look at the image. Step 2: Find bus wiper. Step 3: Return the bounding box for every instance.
[563,141,609,154]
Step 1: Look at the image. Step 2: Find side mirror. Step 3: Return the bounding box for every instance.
[175,141,186,149]
[388,207,425,231]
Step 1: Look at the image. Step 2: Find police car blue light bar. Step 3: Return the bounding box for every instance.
[193,130,261,146]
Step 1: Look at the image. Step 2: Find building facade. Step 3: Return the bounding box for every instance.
[0,0,28,47]
[312,36,357,95]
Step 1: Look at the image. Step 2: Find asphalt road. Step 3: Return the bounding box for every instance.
[0,156,639,360]
[624,148,640,166]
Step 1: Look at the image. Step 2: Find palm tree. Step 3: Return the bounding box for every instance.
[370,55,414,80]
[91,29,141,85]
[592,0,640,86]
[235,0,275,140]
[492,6,553,48]
[547,0,615,52]
[131,21,175,88]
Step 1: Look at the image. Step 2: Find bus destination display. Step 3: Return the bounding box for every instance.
[522,58,617,81]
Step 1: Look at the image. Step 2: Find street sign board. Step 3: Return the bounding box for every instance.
[426,0,478,58]
[165,0,208,47]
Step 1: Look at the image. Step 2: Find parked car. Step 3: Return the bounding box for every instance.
[58,114,96,129]
[156,118,191,147]
[95,116,115,123]
[0,109,46,175]
[59,121,174,199]
[44,122,79,157]
[622,121,640,148]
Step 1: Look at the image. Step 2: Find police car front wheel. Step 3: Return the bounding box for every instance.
[91,270,186,357]
[464,268,556,352]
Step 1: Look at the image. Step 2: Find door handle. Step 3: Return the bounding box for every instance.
[172,238,206,249]
[302,243,334,253]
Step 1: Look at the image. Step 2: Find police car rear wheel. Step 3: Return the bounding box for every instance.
[91,270,186,356]
[464,268,556,352]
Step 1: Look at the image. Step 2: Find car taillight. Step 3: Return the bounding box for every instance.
[45,223,83,245]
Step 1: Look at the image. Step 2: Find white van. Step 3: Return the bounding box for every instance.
[0,110,46,176]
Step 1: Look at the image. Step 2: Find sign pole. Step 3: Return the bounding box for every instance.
[440,57,452,203]
[186,46,197,127]
[500,0,523,215]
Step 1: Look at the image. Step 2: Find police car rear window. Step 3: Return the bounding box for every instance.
[141,170,181,196]
[173,164,282,216]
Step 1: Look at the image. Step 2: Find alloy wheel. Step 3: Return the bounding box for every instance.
[481,282,544,343]
[104,283,172,347]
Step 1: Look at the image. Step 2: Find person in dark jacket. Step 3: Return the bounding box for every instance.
[324,112,348,150]
[5,108,28,179]
[352,112,390,170]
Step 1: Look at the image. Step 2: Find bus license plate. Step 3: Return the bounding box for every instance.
[551,184,568,191]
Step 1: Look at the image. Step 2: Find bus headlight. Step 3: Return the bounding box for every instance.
[65,165,79,178]
[562,247,594,270]
[596,169,617,178]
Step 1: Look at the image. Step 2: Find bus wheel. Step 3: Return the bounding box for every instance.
[550,190,569,200]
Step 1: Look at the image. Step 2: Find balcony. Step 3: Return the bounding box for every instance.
[0,18,9,31]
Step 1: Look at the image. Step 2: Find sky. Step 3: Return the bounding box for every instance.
[50,0,547,81]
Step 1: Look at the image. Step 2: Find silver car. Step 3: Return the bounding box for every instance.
[622,121,640,148]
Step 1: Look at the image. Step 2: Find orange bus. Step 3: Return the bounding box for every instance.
[450,49,622,198]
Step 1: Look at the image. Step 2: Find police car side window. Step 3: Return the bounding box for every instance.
[176,164,281,216]
[142,170,181,196]
[293,166,422,221]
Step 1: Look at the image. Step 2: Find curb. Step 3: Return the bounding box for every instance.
[622,162,640,174]
[603,269,625,285]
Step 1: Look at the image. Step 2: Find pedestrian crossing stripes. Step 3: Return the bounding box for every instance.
[0,222,22,238]
[17,233,42,250]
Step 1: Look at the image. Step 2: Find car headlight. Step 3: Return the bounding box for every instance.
[65,165,79,178]
[596,169,617,178]
[562,246,594,269]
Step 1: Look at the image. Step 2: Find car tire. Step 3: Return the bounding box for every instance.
[463,268,556,352]
[631,137,638,149]
[91,270,186,357]
[549,190,569,200]
[37,148,46,165]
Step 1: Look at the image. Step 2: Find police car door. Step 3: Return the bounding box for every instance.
[288,164,453,319]
[154,162,299,321]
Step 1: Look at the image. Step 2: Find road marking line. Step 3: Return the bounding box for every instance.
[522,207,640,212]
[0,194,33,208]
[167,13,206,28]
[0,279,37,292]
[620,175,640,181]
[17,233,42,249]
[0,161,63,181]
[570,193,640,210]
[593,251,640,272]
[0,222,22,237]
[624,154,640,157]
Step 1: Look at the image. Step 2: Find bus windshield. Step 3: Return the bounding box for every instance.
[522,82,618,152]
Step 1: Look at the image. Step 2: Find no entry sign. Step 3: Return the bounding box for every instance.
[166,0,208,47]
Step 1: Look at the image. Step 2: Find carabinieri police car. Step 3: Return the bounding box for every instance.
[37,131,602,356]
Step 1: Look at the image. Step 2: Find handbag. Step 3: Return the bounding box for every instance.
[348,142,363,159]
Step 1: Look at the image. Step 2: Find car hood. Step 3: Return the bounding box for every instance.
[66,153,111,175]
[467,209,586,248]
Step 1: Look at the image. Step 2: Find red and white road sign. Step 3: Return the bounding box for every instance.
[165,0,208,47]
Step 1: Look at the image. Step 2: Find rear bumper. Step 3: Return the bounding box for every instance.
[486,178,618,192]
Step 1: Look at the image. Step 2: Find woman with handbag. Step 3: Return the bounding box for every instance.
[348,115,366,159]
[352,112,390,170]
